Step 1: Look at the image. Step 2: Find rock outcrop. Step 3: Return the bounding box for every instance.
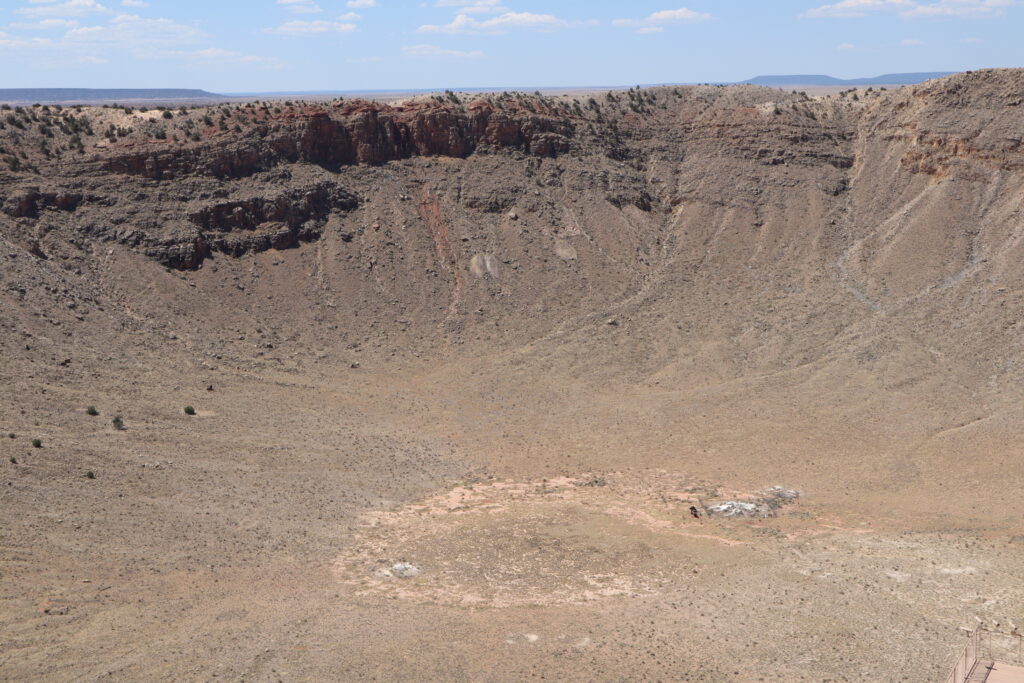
[102,100,573,181]
[3,187,84,217]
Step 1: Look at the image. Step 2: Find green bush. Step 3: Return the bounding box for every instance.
[184,406,196,416]
[85,471,95,479]
[86,406,98,416]
[112,415,124,431]
[32,438,41,448]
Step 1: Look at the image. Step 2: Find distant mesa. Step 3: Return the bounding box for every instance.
[741,72,955,87]
[0,88,223,105]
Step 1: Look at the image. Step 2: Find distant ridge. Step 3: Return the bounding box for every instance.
[742,72,955,87]
[0,88,222,105]
[0,75,959,106]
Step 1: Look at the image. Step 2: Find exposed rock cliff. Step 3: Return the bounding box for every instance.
[101,100,573,181]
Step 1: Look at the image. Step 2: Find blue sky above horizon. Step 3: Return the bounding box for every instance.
[0,0,1020,92]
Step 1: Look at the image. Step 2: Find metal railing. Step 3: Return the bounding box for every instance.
[944,630,979,683]
[944,628,1024,683]
[979,628,1024,666]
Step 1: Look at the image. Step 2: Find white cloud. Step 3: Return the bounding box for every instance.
[277,0,322,14]
[418,11,583,34]
[402,43,483,58]
[612,7,713,32]
[124,46,282,69]
[900,37,925,43]
[434,0,506,13]
[65,14,205,46]
[263,19,357,34]
[0,29,53,49]
[649,8,713,22]
[121,0,147,7]
[17,0,111,17]
[187,47,281,66]
[9,18,79,29]
[803,0,912,18]
[193,47,245,59]
[803,0,1015,18]
[902,0,1014,15]
[346,0,375,6]
[0,12,275,69]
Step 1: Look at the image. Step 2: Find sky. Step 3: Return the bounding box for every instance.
[0,0,1020,93]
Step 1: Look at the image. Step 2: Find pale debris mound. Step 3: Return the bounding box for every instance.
[333,471,804,607]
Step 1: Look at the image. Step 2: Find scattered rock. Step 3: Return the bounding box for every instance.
[390,562,421,579]
[554,240,577,261]
[469,253,500,278]
[706,501,772,518]
[763,486,800,502]
[373,562,422,579]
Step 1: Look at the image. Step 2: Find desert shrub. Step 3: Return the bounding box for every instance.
[112,415,124,430]
[86,406,98,416]
[162,110,173,119]
[32,438,41,448]
[9,456,16,464]
[7,433,14,439]
[184,406,196,415]
[85,471,95,479]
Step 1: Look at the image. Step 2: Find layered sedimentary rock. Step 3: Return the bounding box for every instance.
[101,100,573,181]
